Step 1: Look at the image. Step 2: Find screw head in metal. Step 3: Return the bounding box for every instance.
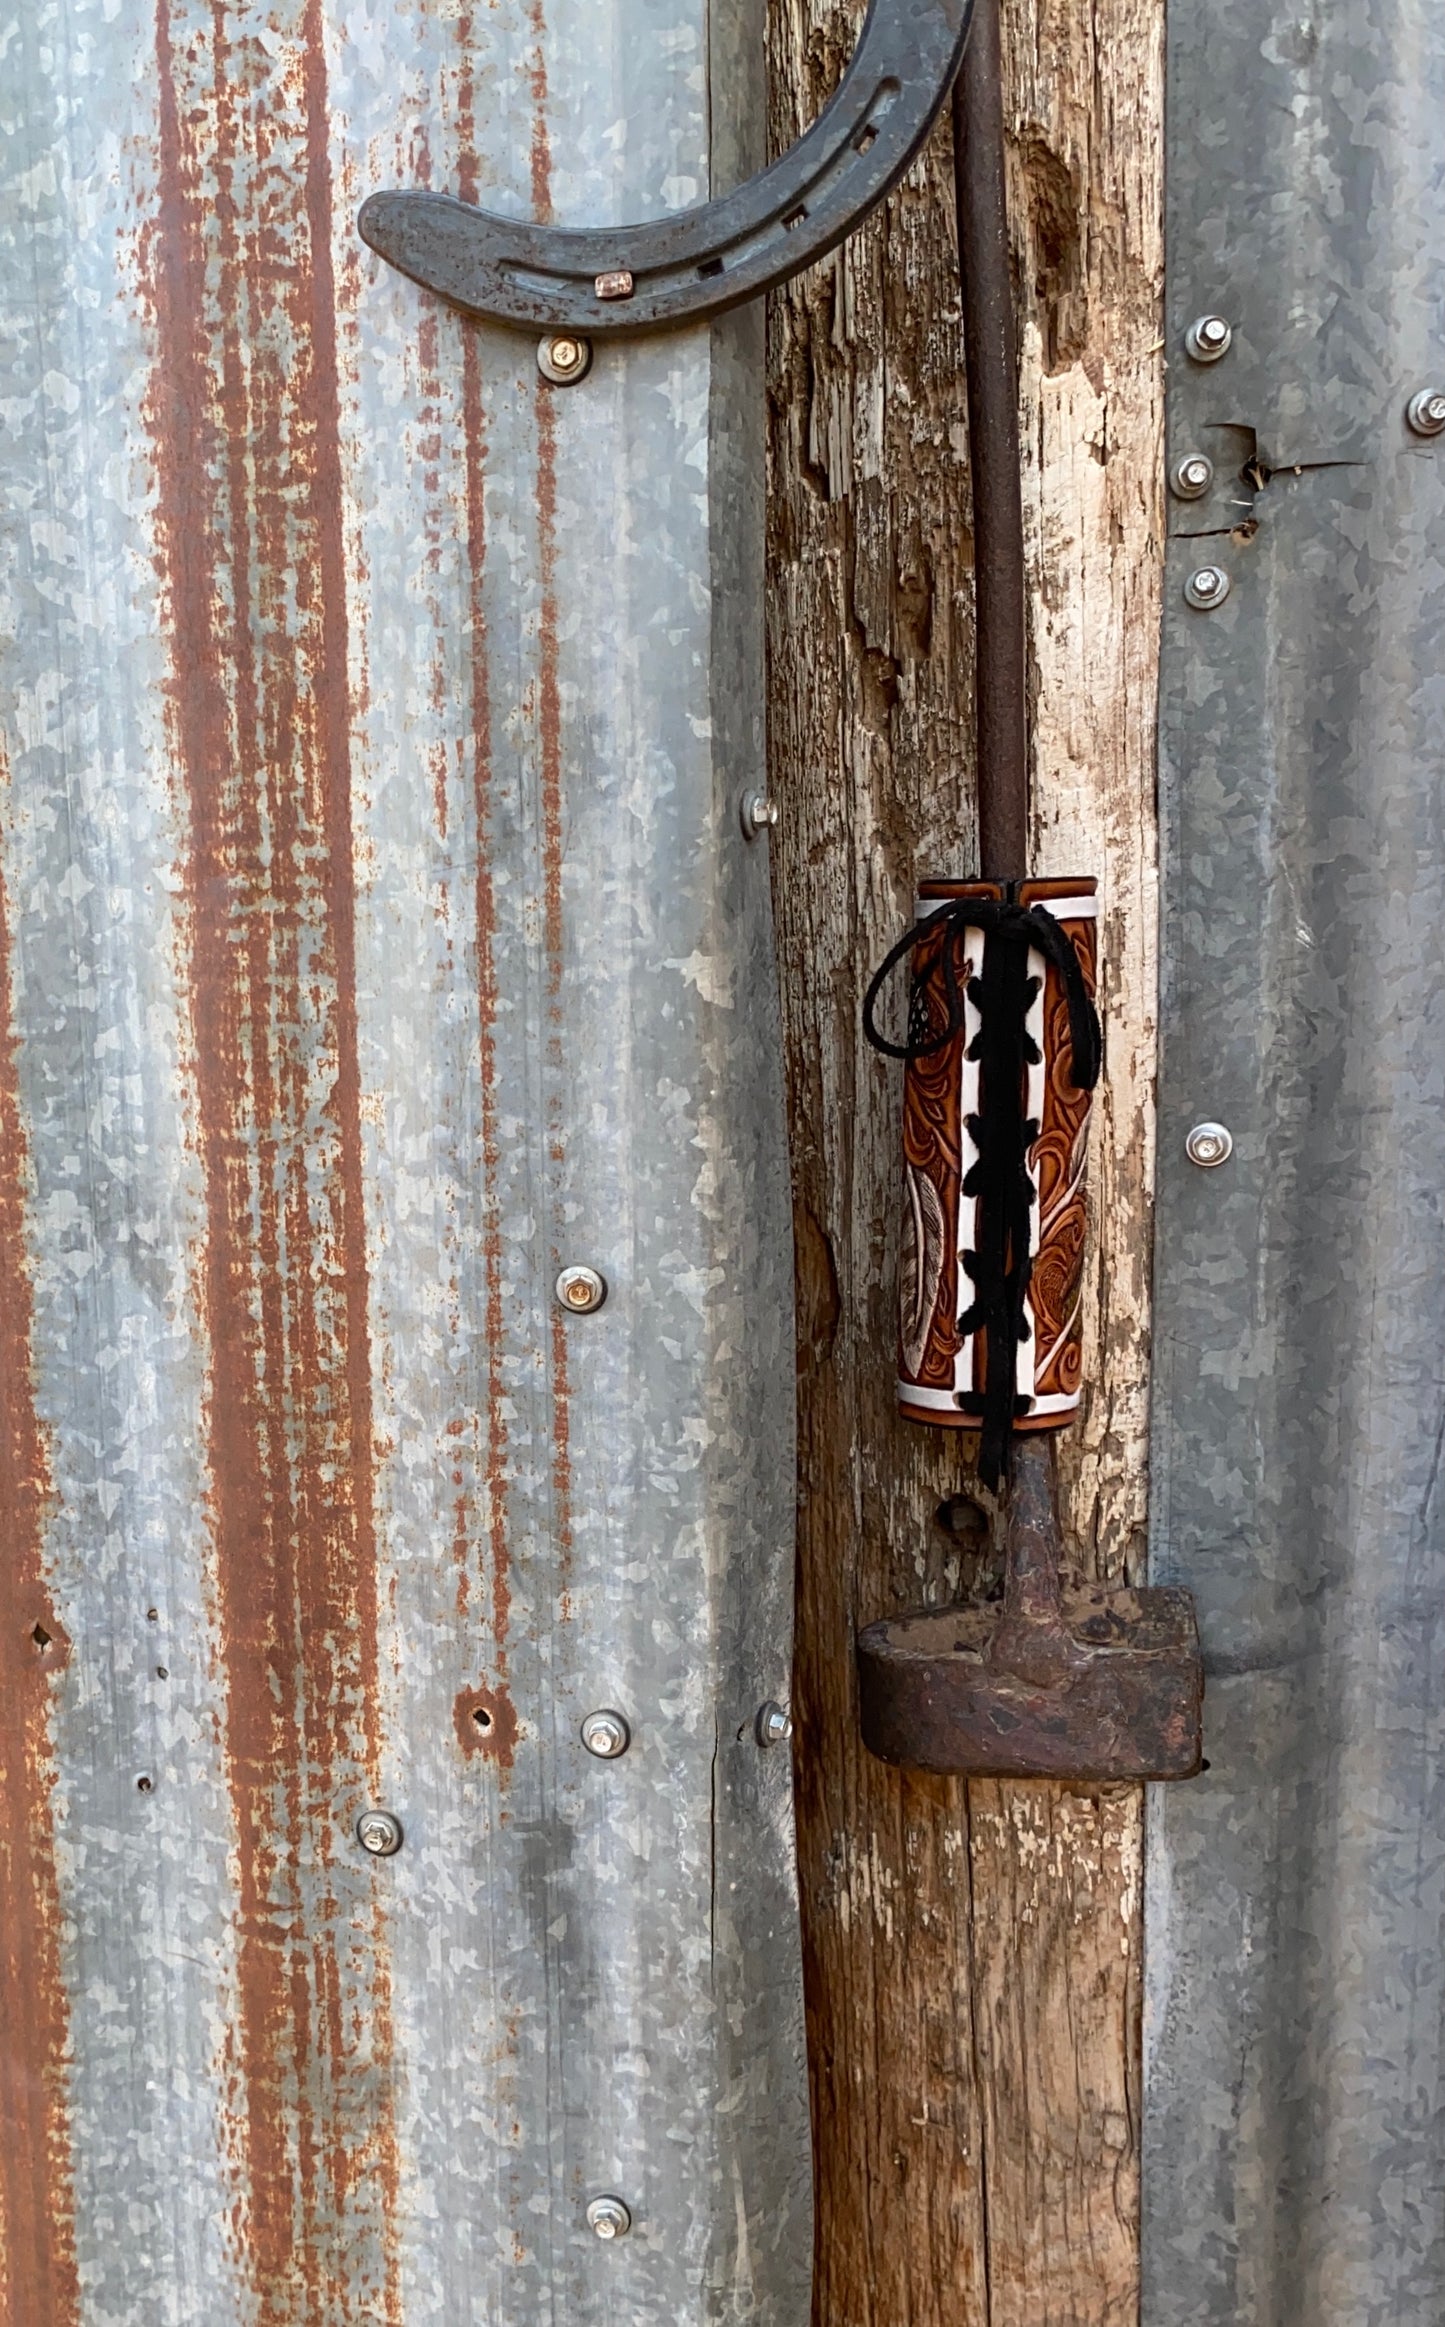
[1406,388,1445,439]
[1185,1121,1234,1169]
[537,333,593,387]
[740,790,780,841]
[581,1709,631,1760]
[1185,314,1233,363]
[356,1808,404,1858]
[756,1700,793,1748]
[1170,452,1214,500]
[586,2194,633,2240]
[1184,563,1231,611]
[556,1264,607,1315]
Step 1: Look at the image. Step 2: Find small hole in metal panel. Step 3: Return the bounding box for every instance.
[473,1705,494,1732]
[783,205,807,229]
[31,1623,51,1649]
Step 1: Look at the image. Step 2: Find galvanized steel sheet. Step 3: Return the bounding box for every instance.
[1146,0,1445,2318]
[0,1,811,2318]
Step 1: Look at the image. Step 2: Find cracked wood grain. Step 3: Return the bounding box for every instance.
[765,0,1164,2315]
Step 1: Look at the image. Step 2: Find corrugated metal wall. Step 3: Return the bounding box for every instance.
[0,3,810,2321]
[1146,0,1445,2319]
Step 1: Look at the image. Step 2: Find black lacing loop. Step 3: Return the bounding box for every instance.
[864,897,1101,1487]
[862,898,1101,1090]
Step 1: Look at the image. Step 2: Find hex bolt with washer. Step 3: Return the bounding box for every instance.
[555,1264,607,1315]
[1185,1121,1234,1169]
[1170,452,1214,500]
[1185,314,1232,363]
[537,333,593,387]
[581,1709,631,1760]
[1185,564,1231,611]
[1406,388,1445,439]
[740,790,780,841]
[356,1809,404,1858]
[756,1700,793,1748]
[586,2195,633,2241]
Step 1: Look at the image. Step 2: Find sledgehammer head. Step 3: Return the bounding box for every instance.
[857,1439,1203,1781]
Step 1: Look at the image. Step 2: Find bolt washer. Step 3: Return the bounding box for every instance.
[1185,314,1232,363]
[586,2194,633,2240]
[756,1700,793,1748]
[1406,388,1445,439]
[1171,452,1214,500]
[1185,564,1230,611]
[581,1709,631,1760]
[356,1808,404,1858]
[1185,1121,1233,1169]
[556,1264,607,1314]
[537,333,593,387]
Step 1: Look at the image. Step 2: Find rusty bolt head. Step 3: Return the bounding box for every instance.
[1185,313,1232,362]
[356,1809,404,1858]
[538,333,593,387]
[1170,452,1214,500]
[1406,389,1445,439]
[594,270,635,302]
[556,1265,607,1315]
[756,1700,793,1748]
[586,2194,633,2240]
[581,1709,630,1760]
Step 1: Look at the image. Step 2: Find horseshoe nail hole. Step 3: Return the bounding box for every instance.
[697,255,724,279]
[31,1623,51,1650]
[136,1774,154,1794]
[472,1705,494,1734]
[783,204,807,230]
[855,125,879,152]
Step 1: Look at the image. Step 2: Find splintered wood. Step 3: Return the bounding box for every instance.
[764,0,1164,2315]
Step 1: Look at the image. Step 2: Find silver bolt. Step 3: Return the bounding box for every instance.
[356,1809,404,1857]
[756,1700,793,1748]
[1185,314,1233,363]
[586,2194,633,2240]
[740,790,780,841]
[1184,564,1231,611]
[581,1709,630,1760]
[1170,452,1214,500]
[537,333,593,388]
[556,1264,607,1315]
[1185,1121,1233,1169]
[1406,388,1445,439]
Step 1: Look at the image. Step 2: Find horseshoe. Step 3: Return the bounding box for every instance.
[358,0,973,338]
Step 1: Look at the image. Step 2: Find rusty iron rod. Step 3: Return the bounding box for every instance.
[954,0,1054,1545]
[952,0,1028,886]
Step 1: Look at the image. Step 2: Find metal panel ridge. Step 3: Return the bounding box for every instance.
[1146,1,1445,2320]
[0,0,811,2320]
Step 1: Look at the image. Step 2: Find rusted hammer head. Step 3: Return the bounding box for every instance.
[857,1438,1203,1780]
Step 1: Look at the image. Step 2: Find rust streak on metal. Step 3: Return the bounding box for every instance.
[0,826,80,2327]
[457,25,517,1736]
[529,77,575,1603]
[145,2,399,2314]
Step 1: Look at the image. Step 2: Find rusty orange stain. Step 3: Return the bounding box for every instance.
[0,823,80,2327]
[453,1684,520,1770]
[145,2,400,2316]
